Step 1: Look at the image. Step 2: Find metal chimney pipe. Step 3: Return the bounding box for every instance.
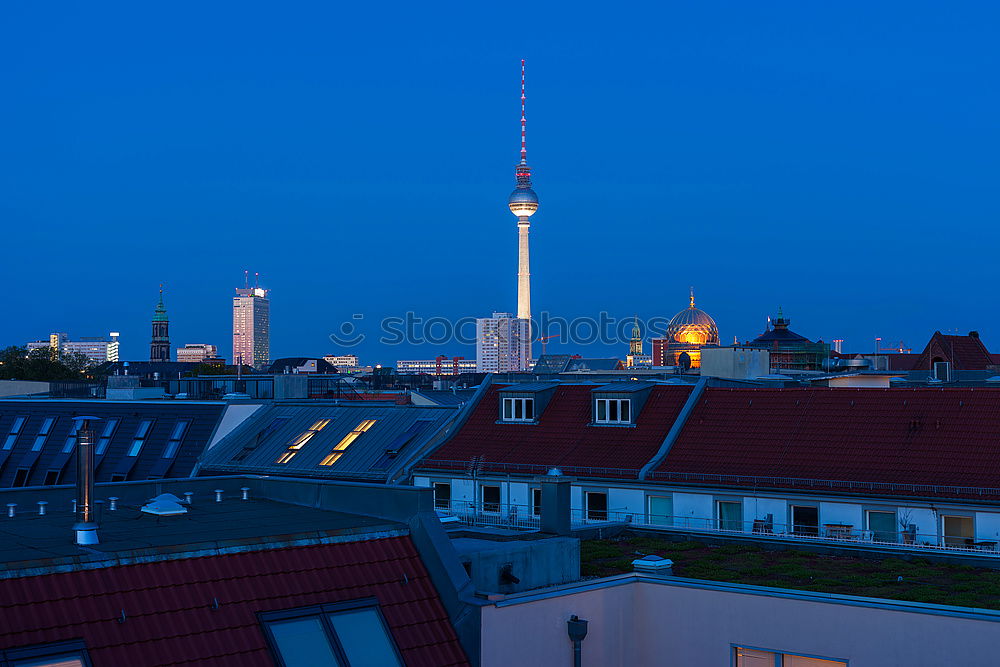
[72,416,101,545]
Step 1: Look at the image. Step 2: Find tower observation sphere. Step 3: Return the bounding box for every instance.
[508,187,539,217]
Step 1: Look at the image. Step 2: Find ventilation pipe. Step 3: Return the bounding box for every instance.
[567,615,588,667]
[72,416,101,545]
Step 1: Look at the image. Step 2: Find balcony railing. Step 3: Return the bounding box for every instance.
[438,502,1000,556]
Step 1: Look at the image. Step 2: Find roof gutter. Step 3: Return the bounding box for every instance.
[638,376,708,480]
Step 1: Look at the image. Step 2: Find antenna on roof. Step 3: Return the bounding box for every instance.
[254,272,259,288]
[244,270,249,289]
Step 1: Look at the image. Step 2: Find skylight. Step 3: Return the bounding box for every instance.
[275,419,331,464]
[319,419,376,466]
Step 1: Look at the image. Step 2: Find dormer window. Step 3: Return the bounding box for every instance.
[502,397,534,422]
[596,398,631,424]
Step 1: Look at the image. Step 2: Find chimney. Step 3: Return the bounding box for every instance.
[536,468,575,536]
[72,416,102,545]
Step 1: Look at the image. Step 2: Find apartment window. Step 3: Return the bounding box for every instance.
[3,417,27,450]
[531,488,542,516]
[319,419,376,466]
[942,515,974,547]
[791,505,819,537]
[595,398,631,424]
[433,482,451,510]
[867,510,897,543]
[126,419,154,457]
[262,600,402,667]
[648,495,673,526]
[718,500,743,532]
[161,421,190,460]
[735,646,846,666]
[585,491,608,521]
[30,418,56,452]
[501,397,534,422]
[276,419,331,464]
[482,485,501,513]
[94,418,119,456]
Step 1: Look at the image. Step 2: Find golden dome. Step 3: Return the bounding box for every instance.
[666,290,719,346]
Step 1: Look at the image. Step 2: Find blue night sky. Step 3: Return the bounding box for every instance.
[2,2,999,364]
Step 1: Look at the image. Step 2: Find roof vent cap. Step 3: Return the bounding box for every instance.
[141,493,189,516]
[631,554,674,574]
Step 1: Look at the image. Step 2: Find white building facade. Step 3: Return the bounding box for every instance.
[26,333,120,365]
[476,313,531,372]
[176,343,219,363]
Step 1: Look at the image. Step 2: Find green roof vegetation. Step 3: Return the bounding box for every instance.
[582,534,1000,610]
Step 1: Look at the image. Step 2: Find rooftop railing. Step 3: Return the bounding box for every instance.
[419,459,1000,499]
[440,501,1000,557]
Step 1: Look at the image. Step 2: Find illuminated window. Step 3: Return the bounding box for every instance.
[735,646,846,666]
[30,418,56,452]
[595,398,631,424]
[319,420,375,466]
[3,417,27,450]
[262,600,402,667]
[276,419,331,464]
[501,397,534,422]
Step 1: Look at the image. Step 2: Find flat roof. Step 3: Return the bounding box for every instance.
[0,478,407,577]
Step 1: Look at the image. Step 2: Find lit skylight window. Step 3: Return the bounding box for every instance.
[30,417,56,452]
[3,417,27,450]
[275,419,331,464]
[126,419,155,457]
[319,420,376,466]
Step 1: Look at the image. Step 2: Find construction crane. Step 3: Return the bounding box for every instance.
[538,334,559,356]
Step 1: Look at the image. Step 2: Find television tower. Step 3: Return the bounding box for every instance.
[508,59,539,355]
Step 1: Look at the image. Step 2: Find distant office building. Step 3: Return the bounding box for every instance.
[476,312,530,372]
[397,356,478,375]
[233,278,270,369]
[26,333,120,365]
[323,354,360,369]
[176,344,219,363]
[150,287,171,362]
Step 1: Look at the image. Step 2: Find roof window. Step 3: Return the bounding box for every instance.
[319,419,376,466]
[276,419,331,464]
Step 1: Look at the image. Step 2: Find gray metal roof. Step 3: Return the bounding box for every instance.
[199,402,460,481]
[592,381,656,393]
[497,382,560,393]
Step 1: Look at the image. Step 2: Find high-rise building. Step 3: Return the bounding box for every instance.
[150,287,171,362]
[27,333,120,365]
[507,59,539,362]
[176,343,220,363]
[233,274,270,369]
[476,313,530,373]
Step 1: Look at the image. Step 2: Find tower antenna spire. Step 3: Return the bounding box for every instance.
[520,58,527,164]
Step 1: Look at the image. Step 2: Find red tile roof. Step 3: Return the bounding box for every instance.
[420,385,692,478]
[654,387,1000,497]
[0,536,467,667]
[913,331,994,371]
